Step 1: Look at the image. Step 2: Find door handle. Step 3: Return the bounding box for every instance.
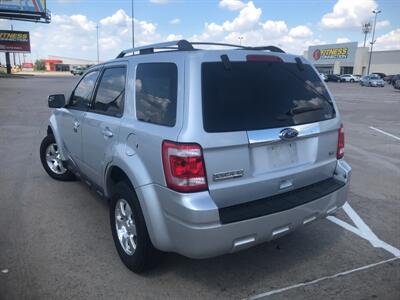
[73,120,80,132]
[102,127,113,138]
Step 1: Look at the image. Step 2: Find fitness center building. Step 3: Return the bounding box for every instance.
[304,42,400,75]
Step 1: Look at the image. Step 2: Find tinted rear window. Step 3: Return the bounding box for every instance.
[202,61,335,132]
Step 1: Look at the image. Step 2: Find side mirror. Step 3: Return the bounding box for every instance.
[48,94,66,108]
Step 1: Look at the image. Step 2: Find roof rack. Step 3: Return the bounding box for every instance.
[116,39,285,58]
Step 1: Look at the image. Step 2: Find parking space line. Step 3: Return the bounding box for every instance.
[328,203,400,257]
[369,126,400,141]
[247,202,400,299]
[247,257,400,299]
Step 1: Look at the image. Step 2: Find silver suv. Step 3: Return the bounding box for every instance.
[40,40,351,273]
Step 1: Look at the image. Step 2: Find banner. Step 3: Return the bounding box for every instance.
[0,0,46,13]
[0,30,31,53]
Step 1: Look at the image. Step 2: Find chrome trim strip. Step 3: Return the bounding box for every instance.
[247,123,331,146]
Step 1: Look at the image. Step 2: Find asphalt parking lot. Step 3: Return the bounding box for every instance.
[0,76,399,300]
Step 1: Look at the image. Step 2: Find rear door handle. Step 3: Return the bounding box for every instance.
[102,127,113,138]
[73,120,80,132]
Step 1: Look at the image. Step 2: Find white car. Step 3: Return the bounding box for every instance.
[340,74,360,82]
[319,73,327,81]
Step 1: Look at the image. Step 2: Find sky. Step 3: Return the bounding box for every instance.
[0,0,399,62]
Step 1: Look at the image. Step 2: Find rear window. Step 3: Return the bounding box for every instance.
[202,61,335,132]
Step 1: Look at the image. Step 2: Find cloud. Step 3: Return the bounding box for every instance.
[219,0,245,11]
[320,0,389,30]
[29,9,160,60]
[191,2,319,54]
[166,34,183,41]
[376,20,390,29]
[289,25,313,38]
[336,37,351,43]
[170,18,180,25]
[374,28,400,50]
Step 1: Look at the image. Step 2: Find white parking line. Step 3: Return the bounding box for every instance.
[247,257,400,299]
[328,203,400,257]
[246,202,400,299]
[369,126,400,141]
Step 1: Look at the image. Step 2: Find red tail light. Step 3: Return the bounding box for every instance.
[337,124,345,159]
[246,55,283,62]
[162,141,208,193]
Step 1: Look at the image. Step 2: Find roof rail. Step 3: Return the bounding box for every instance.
[116,40,194,58]
[115,40,285,58]
[191,42,285,53]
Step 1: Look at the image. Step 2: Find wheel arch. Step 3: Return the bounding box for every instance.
[48,114,67,160]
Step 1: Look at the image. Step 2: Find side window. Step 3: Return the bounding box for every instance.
[135,63,177,127]
[92,67,126,117]
[69,71,99,109]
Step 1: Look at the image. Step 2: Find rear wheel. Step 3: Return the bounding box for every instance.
[110,181,161,273]
[350,79,355,83]
[40,135,75,181]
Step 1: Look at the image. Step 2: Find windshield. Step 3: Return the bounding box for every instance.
[202,61,335,132]
[370,75,380,79]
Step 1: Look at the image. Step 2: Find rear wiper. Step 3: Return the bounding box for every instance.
[287,105,323,116]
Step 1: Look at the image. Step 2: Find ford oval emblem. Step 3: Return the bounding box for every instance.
[279,128,299,140]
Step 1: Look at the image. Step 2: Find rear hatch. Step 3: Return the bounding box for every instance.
[200,54,340,208]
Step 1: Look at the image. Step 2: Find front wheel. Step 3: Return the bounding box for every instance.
[110,181,162,273]
[40,135,75,181]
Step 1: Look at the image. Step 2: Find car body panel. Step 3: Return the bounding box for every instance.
[45,45,351,259]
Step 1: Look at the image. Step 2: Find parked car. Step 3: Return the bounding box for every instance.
[40,40,351,273]
[340,74,360,82]
[319,73,327,81]
[71,66,88,76]
[394,78,400,90]
[390,74,400,86]
[359,74,385,87]
[372,72,386,79]
[383,75,394,83]
[326,74,341,82]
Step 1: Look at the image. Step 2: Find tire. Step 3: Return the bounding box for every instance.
[350,79,354,83]
[110,181,161,273]
[40,135,75,181]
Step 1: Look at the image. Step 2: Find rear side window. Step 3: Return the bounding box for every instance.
[202,61,335,132]
[135,63,177,127]
[70,71,99,109]
[93,67,126,117]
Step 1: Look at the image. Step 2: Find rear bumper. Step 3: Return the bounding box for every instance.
[136,160,351,259]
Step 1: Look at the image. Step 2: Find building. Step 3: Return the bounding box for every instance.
[304,42,400,76]
[43,55,98,72]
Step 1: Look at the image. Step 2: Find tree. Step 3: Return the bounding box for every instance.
[34,59,45,71]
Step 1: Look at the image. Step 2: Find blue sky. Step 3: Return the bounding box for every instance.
[0,0,399,61]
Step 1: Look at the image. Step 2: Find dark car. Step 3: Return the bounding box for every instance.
[372,72,386,79]
[390,74,400,85]
[326,74,341,82]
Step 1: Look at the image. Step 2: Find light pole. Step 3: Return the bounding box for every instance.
[362,22,371,47]
[131,0,135,49]
[367,9,381,74]
[238,36,243,46]
[96,24,100,63]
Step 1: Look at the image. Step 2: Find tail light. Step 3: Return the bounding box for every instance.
[162,141,208,193]
[337,124,345,159]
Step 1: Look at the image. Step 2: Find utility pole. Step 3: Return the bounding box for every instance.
[96,24,100,63]
[367,10,381,74]
[131,0,135,49]
[238,36,243,46]
[11,24,16,67]
[362,22,372,47]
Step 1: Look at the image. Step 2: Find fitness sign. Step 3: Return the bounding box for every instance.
[308,42,357,64]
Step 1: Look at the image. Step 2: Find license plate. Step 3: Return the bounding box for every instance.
[268,142,298,168]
